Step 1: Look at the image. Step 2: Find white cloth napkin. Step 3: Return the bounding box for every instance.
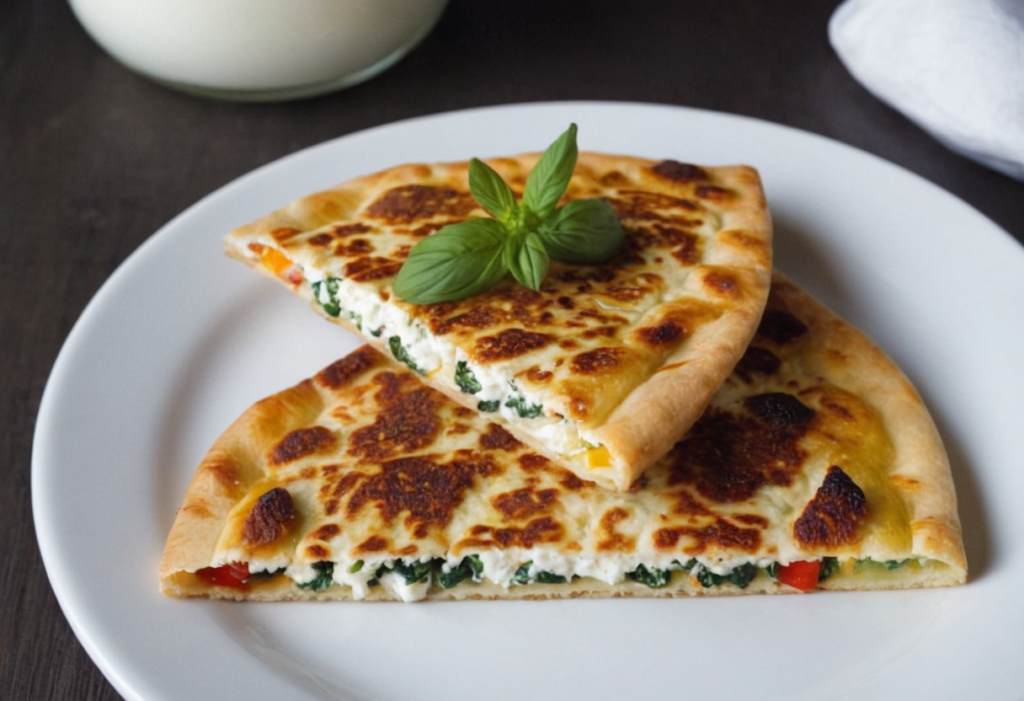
[829,0,1024,181]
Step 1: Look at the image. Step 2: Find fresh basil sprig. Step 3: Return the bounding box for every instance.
[393,124,624,304]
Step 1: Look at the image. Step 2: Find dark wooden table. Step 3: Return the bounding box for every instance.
[3,1,1022,699]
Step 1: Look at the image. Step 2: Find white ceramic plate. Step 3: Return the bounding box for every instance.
[33,102,1024,701]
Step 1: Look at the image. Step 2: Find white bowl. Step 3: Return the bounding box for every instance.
[69,0,450,101]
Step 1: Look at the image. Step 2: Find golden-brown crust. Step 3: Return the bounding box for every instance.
[762,274,966,577]
[161,272,966,600]
[224,152,773,491]
[158,378,328,587]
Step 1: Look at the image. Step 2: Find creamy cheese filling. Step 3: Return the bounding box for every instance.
[221,553,930,602]
[306,273,591,456]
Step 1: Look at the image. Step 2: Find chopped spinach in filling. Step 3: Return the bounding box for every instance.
[455,361,482,394]
[505,395,544,419]
[312,278,342,317]
[388,336,421,374]
[298,561,334,591]
[285,555,910,595]
[512,562,568,585]
[627,564,673,588]
[437,555,484,589]
[477,400,501,412]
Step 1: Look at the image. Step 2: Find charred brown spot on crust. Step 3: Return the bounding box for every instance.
[597,170,629,187]
[316,346,379,389]
[654,520,761,554]
[557,295,575,309]
[695,185,734,201]
[654,223,703,246]
[331,222,372,237]
[270,227,303,243]
[667,394,815,503]
[270,426,337,466]
[623,225,702,260]
[720,228,766,251]
[241,487,295,546]
[558,338,580,350]
[734,346,782,382]
[356,535,390,553]
[599,286,647,304]
[307,544,329,558]
[559,471,585,491]
[570,347,624,375]
[794,466,867,549]
[568,396,590,420]
[205,460,241,492]
[703,270,739,297]
[518,453,550,472]
[343,255,403,282]
[552,264,619,289]
[309,233,333,247]
[636,320,683,346]
[464,517,564,549]
[597,507,636,552]
[365,185,476,224]
[347,455,499,538]
[333,238,374,257]
[671,241,701,265]
[745,392,815,429]
[670,490,713,516]
[733,514,770,528]
[757,309,808,344]
[409,222,448,238]
[447,423,471,436]
[322,471,360,516]
[312,523,340,541]
[473,328,554,363]
[651,160,709,181]
[479,423,522,452]
[492,487,559,521]
[432,306,505,335]
[525,366,554,384]
[348,372,442,461]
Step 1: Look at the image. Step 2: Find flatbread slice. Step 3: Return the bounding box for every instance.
[224,151,773,490]
[159,274,966,601]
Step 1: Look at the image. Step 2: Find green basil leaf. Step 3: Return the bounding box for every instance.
[469,158,516,222]
[523,123,578,219]
[538,198,624,263]
[506,231,549,292]
[393,218,509,304]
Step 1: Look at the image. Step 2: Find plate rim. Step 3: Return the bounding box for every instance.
[31,100,1024,701]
